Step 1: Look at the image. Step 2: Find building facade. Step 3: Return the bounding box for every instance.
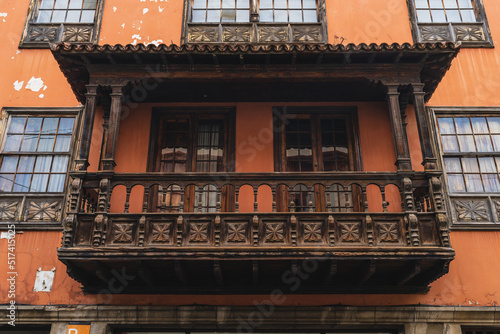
[0,0,499,333]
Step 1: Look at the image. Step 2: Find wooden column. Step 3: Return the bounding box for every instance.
[101,85,123,172]
[75,84,98,171]
[250,0,259,22]
[386,85,412,170]
[411,83,438,170]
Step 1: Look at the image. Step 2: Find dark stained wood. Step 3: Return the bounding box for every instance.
[412,83,438,170]
[101,85,123,171]
[75,84,98,171]
[322,260,337,285]
[386,85,412,171]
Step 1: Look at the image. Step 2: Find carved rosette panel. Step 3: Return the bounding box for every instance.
[25,199,61,222]
[454,199,490,222]
[377,222,399,243]
[0,200,20,221]
[301,222,323,243]
[419,25,451,41]
[188,26,219,43]
[189,222,210,243]
[339,222,361,242]
[454,25,485,41]
[263,222,286,243]
[63,25,93,42]
[292,25,323,42]
[222,26,251,42]
[27,25,59,42]
[150,222,172,244]
[112,223,134,243]
[258,26,289,42]
[226,222,247,243]
[494,199,500,221]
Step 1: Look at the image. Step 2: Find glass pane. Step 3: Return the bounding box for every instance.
[80,9,95,22]
[478,157,496,172]
[58,118,75,134]
[443,0,458,8]
[464,174,483,192]
[30,174,49,192]
[35,156,52,172]
[66,10,81,22]
[221,9,236,21]
[303,0,317,8]
[460,9,475,22]
[496,157,500,173]
[48,174,66,192]
[0,174,15,192]
[441,135,459,152]
[458,135,475,152]
[289,0,301,8]
[236,9,248,21]
[455,117,472,133]
[69,0,83,9]
[0,156,19,173]
[222,0,235,8]
[54,0,68,9]
[275,0,287,8]
[207,9,221,22]
[448,174,466,192]
[492,135,500,151]
[17,156,35,173]
[487,117,500,133]
[26,117,43,133]
[193,0,206,9]
[415,0,429,8]
[83,0,97,9]
[303,10,317,22]
[54,135,72,152]
[237,0,249,8]
[260,0,272,7]
[4,135,23,151]
[260,9,273,21]
[207,0,219,8]
[275,9,288,21]
[475,135,493,152]
[289,10,302,22]
[471,117,489,133]
[446,9,461,22]
[444,157,462,172]
[429,0,444,7]
[416,10,432,22]
[438,117,455,134]
[192,10,206,22]
[458,0,473,8]
[13,174,31,192]
[38,135,55,152]
[39,0,54,9]
[51,10,67,22]
[37,10,52,22]
[462,157,479,172]
[20,134,38,152]
[8,117,26,133]
[483,174,500,192]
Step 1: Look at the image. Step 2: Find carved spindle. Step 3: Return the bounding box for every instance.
[402,178,415,212]
[160,187,167,213]
[408,213,420,246]
[124,187,132,213]
[416,197,422,212]
[271,186,277,213]
[425,193,431,213]
[235,187,240,213]
[62,214,75,247]
[253,187,258,212]
[328,215,335,245]
[252,215,259,246]
[179,186,185,213]
[138,216,146,246]
[366,215,374,246]
[92,214,105,247]
[344,186,351,210]
[380,186,388,212]
[177,215,183,247]
[215,215,221,246]
[437,213,451,247]
[97,179,110,212]
[291,215,297,246]
[362,186,369,212]
[69,177,82,212]
[326,187,332,213]
[142,187,150,213]
[430,177,444,211]
[198,186,204,213]
[216,188,221,213]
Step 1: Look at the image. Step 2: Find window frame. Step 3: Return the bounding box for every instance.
[181,0,328,43]
[19,0,106,48]
[0,107,82,230]
[430,107,500,230]
[407,0,493,48]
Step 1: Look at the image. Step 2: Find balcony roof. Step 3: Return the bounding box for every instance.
[51,42,460,104]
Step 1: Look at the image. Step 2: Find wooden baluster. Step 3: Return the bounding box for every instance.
[288,186,295,213]
[124,186,132,213]
[160,186,167,213]
[216,187,222,213]
[179,186,185,213]
[308,186,314,212]
[344,186,351,211]
[271,185,277,213]
[362,186,369,212]
[198,186,204,213]
[380,186,388,213]
[235,186,240,213]
[326,186,332,213]
[425,193,431,212]
[253,186,258,212]
[142,186,150,213]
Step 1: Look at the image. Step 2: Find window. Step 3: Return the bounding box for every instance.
[407,0,493,47]
[433,109,500,228]
[0,109,79,227]
[149,109,235,212]
[183,0,327,43]
[20,0,105,48]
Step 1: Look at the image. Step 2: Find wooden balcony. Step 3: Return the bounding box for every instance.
[59,172,454,294]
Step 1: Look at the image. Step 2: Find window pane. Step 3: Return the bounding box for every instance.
[236,9,248,21]
[35,156,52,172]
[192,10,206,22]
[457,0,473,8]
[448,174,466,192]
[80,9,95,22]
[275,0,287,8]
[289,0,301,8]
[303,0,317,8]
[460,9,475,22]
[275,9,288,22]
[69,0,83,9]
[260,0,272,7]
[236,0,249,8]
[30,174,49,192]
[221,9,236,21]
[222,0,235,8]
[38,135,55,152]
[441,135,459,152]
[54,0,68,9]
[443,0,458,8]
[83,0,97,9]
[492,135,500,151]
[54,135,72,152]
[17,156,36,173]
[471,117,489,133]
[289,10,302,22]
[416,10,432,22]
[20,134,39,152]
[0,174,15,192]
[51,10,67,22]
[446,9,461,21]
[260,9,273,21]
[52,156,69,172]
[438,117,455,134]
[8,117,26,133]
[207,0,219,8]
[48,174,66,192]
[39,0,54,9]
[193,0,206,9]
[415,0,429,8]
[458,135,475,152]
[475,135,493,152]
[66,10,81,22]
[455,117,472,133]
[26,117,42,133]
[207,9,221,22]
[487,117,500,133]
[0,156,19,173]
[462,157,479,172]
[37,10,52,22]
[13,174,31,192]
[4,135,23,151]
[444,157,462,172]
[464,174,483,192]
[58,118,74,134]
[479,157,496,172]
[482,174,500,192]
[303,10,318,22]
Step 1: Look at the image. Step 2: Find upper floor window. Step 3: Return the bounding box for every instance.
[20,0,105,48]
[183,0,327,43]
[407,0,493,47]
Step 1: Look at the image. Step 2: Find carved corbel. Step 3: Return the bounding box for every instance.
[437,213,451,247]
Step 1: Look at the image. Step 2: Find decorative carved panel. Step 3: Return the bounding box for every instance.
[339,222,361,242]
[301,222,323,243]
[264,222,286,243]
[454,25,485,41]
[454,199,490,222]
[63,25,93,42]
[0,200,20,221]
[27,25,59,42]
[258,26,289,42]
[377,222,399,243]
[419,25,451,41]
[189,222,210,243]
[25,199,61,222]
[494,199,500,222]
[188,26,219,43]
[226,222,247,243]
[150,222,172,244]
[222,26,251,43]
[292,25,322,42]
[112,223,134,243]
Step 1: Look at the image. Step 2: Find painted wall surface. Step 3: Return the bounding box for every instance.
[0,0,499,308]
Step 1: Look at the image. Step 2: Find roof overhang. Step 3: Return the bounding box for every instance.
[51,42,460,104]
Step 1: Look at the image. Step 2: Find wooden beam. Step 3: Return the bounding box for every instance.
[174,260,188,286]
[106,54,117,65]
[357,260,376,285]
[136,260,154,286]
[252,260,259,286]
[397,260,421,286]
[322,259,337,285]
[214,260,223,286]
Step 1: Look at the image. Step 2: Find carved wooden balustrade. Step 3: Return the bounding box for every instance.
[59,171,454,294]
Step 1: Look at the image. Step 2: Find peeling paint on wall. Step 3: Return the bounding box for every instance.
[143,8,149,14]
[13,80,23,91]
[25,77,45,92]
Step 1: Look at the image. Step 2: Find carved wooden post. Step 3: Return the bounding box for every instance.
[75,84,98,171]
[411,83,438,170]
[250,0,259,22]
[386,85,412,171]
[102,85,123,172]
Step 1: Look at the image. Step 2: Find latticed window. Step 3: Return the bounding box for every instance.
[36,0,98,23]
[0,116,75,193]
[413,0,476,23]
